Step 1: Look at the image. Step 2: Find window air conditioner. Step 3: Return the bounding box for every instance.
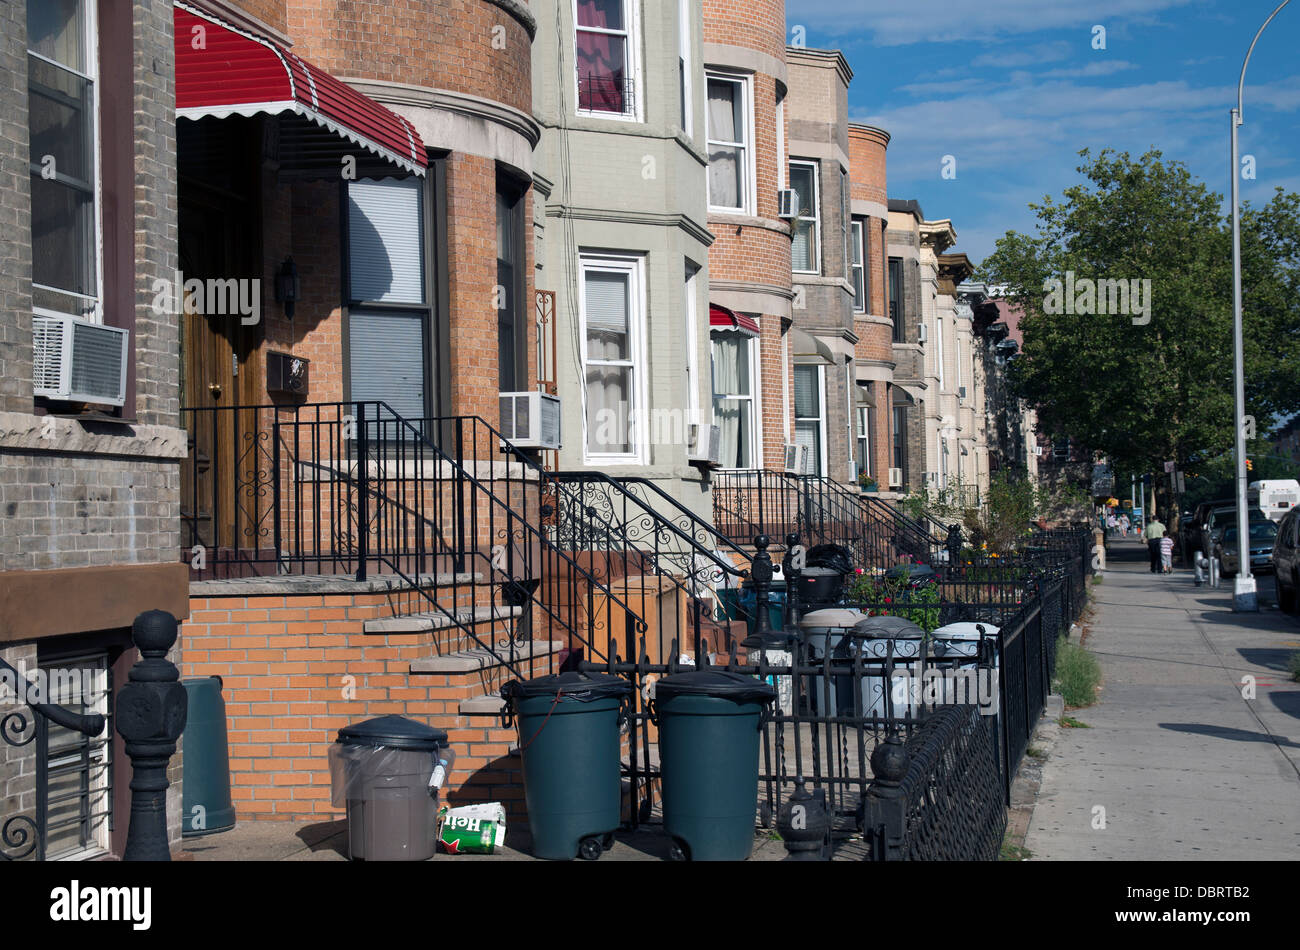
[499,391,561,450]
[777,189,798,219]
[888,467,903,488]
[1033,445,1043,456]
[32,314,130,407]
[687,423,722,465]
[918,323,927,343]
[958,385,967,399]
[783,443,800,473]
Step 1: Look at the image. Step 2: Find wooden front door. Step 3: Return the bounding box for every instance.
[179,173,266,575]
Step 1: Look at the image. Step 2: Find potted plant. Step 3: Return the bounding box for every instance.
[858,472,878,493]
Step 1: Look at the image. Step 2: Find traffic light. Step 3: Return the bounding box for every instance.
[1246,458,1253,472]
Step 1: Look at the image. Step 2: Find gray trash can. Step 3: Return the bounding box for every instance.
[328,715,454,861]
[799,608,865,717]
[929,622,1000,716]
[845,615,927,718]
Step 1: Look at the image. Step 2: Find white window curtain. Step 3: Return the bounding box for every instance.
[707,77,744,209]
[794,364,822,475]
[790,163,818,273]
[584,265,635,455]
[851,220,865,311]
[348,177,425,304]
[711,330,752,468]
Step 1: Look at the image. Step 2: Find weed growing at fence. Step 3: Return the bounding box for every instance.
[1026,745,1047,759]
[999,839,1033,861]
[1054,635,1102,708]
[1059,715,1090,728]
[1288,652,1300,684]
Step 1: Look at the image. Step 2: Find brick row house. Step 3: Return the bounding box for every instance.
[1,0,1038,856]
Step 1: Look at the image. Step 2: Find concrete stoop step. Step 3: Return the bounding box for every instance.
[363,604,524,634]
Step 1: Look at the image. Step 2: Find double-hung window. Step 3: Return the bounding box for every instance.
[856,404,872,479]
[789,161,819,273]
[888,257,904,343]
[346,176,431,425]
[581,254,644,461]
[851,218,868,312]
[28,0,100,322]
[711,327,756,469]
[706,72,751,213]
[576,0,637,118]
[794,364,825,476]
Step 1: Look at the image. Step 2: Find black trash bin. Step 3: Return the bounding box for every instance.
[501,671,632,861]
[328,715,453,861]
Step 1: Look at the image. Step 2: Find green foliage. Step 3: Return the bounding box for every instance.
[979,148,1300,477]
[1054,636,1102,708]
[1288,652,1300,684]
[844,573,942,633]
[1059,715,1091,728]
[999,839,1033,861]
[964,471,1037,554]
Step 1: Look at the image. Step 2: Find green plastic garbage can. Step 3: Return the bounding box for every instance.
[328,715,453,861]
[501,671,633,861]
[652,670,776,861]
[181,676,236,837]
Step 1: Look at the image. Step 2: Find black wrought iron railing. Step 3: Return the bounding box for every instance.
[577,71,636,115]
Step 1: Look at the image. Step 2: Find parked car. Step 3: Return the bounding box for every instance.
[1214,519,1278,577]
[1273,507,1300,613]
[1202,504,1267,560]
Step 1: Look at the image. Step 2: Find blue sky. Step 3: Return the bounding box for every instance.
[794,0,1300,266]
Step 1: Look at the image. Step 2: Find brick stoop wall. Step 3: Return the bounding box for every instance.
[180,577,562,822]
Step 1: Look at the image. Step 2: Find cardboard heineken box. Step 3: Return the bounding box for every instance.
[437,803,507,854]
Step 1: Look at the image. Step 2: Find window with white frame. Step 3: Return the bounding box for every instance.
[41,651,112,859]
[789,161,819,273]
[28,0,101,322]
[711,328,757,468]
[856,404,872,479]
[851,218,868,312]
[794,364,825,476]
[840,170,849,278]
[576,0,637,117]
[684,262,700,424]
[678,0,691,134]
[706,72,751,213]
[935,315,945,391]
[346,177,431,425]
[581,254,643,460]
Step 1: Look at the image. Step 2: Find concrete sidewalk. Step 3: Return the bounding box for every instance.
[1025,536,1300,859]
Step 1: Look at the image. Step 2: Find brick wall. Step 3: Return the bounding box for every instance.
[0,0,32,415]
[703,0,787,62]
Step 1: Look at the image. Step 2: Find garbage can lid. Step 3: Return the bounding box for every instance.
[799,607,865,629]
[501,671,632,703]
[931,621,999,640]
[884,564,936,582]
[849,614,926,639]
[655,669,777,704]
[797,566,847,579]
[336,715,449,751]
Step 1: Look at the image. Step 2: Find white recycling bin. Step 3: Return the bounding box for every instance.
[798,608,865,718]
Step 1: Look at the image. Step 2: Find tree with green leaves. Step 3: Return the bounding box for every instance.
[980,149,1300,519]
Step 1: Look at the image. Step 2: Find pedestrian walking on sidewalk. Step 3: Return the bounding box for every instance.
[1160,534,1174,573]
[1120,513,1130,537]
[1143,517,1167,573]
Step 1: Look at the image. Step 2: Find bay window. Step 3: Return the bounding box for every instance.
[346,176,431,424]
[794,364,825,476]
[711,328,756,469]
[581,254,644,460]
[790,161,819,273]
[576,0,637,117]
[28,0,100,322]
[706,72,751,212]
[851,218,868,312]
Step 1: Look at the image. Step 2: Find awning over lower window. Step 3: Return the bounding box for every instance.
[709,304,760,335]
[174,2,426,177]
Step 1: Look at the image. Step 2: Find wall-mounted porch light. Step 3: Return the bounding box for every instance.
[275,257,300,318]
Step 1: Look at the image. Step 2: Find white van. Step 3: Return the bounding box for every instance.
[1249,480,1300,523]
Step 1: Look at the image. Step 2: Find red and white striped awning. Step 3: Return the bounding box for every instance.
[709,304,760,335]
[174,2,426,176]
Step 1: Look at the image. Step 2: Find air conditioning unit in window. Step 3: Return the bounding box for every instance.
[958,385,967,399]
[888,467,903,488]
[783,443,800,473]
[918,323,928,343]
[687,423,722,465]
[32,314,130,407]
[777,189,798,219]
[499,391,561,450]
[1032,445,1043,457]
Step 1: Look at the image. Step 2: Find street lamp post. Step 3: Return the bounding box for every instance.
[1229,0,1290,612]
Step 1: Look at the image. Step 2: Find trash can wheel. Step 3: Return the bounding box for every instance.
[669,838,691,862]
[579,836,604,861]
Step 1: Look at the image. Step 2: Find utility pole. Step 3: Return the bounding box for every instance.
[1228,0,1289,610]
